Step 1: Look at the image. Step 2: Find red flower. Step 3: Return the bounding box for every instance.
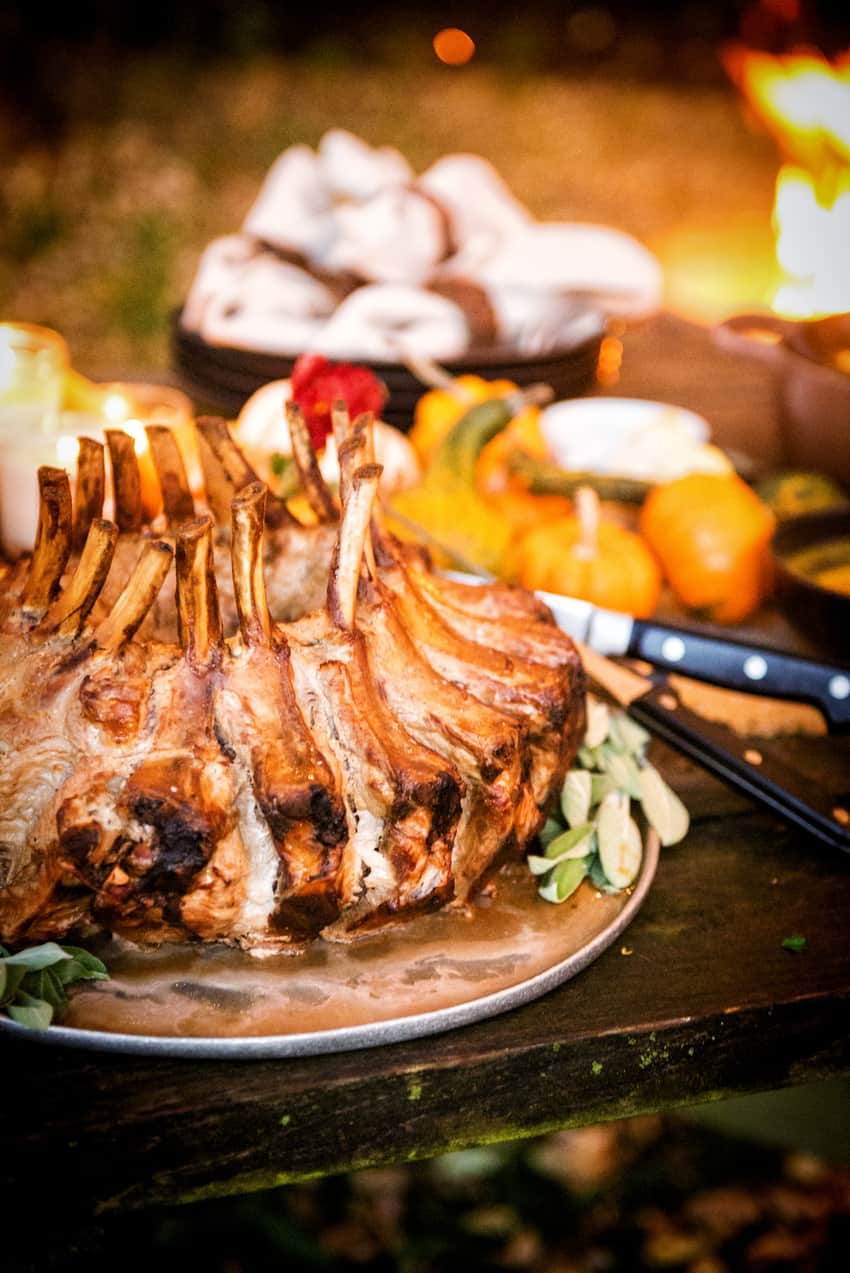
[290,354,387,452]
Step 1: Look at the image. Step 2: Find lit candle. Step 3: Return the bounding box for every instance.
[0,322,69,445]
[0,414,100,557]
[0,367,197,558]
[96,382,200,516]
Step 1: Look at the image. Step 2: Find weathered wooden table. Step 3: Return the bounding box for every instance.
[4,315,849,1241]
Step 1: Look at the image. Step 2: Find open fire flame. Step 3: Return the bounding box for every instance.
[725,43,850,319]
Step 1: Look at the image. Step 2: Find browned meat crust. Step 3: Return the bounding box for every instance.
[0,417,585,951]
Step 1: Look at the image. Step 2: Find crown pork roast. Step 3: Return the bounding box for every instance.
[0,406,585,953]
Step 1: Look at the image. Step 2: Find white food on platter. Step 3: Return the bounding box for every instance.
[419,152,532,270]
[242,144,335,261]
[317,127,413,201]
[312,284,470,363]
[235,378,421,495]
[183,129,662,359]
[323,187,450,285]
[199,254,338,351]
[539,397,733,482]
[181,234,259,330]
[475,222,663,318]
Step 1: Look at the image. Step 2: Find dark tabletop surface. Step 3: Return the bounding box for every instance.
[5,314,849,1230]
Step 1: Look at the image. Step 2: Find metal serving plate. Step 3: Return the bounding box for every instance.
[0,835,657,1059]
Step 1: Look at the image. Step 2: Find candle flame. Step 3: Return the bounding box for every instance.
[119,418,150,457]
[55,435,80,468]
[102,390,134,423]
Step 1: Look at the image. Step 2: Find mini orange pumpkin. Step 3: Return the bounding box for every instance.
[640,472,775,624]
[515,487,661,616]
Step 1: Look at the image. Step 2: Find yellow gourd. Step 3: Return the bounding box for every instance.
[409,375,518,465]
[515,487,662,616]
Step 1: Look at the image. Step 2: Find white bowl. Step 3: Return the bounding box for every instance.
[538,396,724,483]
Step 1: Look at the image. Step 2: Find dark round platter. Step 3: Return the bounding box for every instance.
[170,306,607,430]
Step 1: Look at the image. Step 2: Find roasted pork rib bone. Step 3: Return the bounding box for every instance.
[40,518,119,638]
[230,482,272,645]
[72,437,106,552]
[285,468,460,932]
[176,515,223,668]
[106,429,143,534]
[89,515,246,943]
[406,560,582,669]
[21,467,73,614]
[328,464,382,628]
[284,401,338,524]
[195,416,295,529]
[146,425,195,526]
[336,436,377,580]
[338,471,536,897]
[0,520,174,942]
[94,538,174,653]
[371,521,572,808]
[331,399,351,451]
[355,574,533,901]
[215,483,347,939]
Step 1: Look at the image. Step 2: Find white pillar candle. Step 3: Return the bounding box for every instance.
[0,380,198,559]
[0,412,103,557]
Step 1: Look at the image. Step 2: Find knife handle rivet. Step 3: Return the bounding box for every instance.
[744,749,763,766]
[828,674,850,700]
[743,655,768,681]
[834,807,850,827]
[661,636,686,663]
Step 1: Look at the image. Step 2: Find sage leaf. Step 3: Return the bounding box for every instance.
[538,817,564,850]
[607,713,650,757]
[590,772,618,807]
[561,770,592,827]
[577,744,602,769]
[6,991,54,1031]
[597,792,643,889]
[584,697,610,749]
[598,746,643,798]
[2,942,69,971]
[544,822,595,860]
[1,940,109,1029]
[589,852,623,895]
[35,967,68,1012]
[0,962,26,1007]
[529,827,595,875]
[639,764,690,846]
[538,855,589,904]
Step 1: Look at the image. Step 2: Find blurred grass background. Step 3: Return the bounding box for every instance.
[0,3,799,375]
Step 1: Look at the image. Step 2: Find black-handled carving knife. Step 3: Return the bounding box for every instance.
[540,593,850,733]
[577,643,850,855]
[439,571,850,733]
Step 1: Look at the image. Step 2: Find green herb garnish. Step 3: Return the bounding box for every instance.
[532,694,690,903]
[0,942,108,1030]
[782,934,807,953]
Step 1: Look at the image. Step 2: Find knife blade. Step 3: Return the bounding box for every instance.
[441,571,850,734]
[577,642,850,855]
